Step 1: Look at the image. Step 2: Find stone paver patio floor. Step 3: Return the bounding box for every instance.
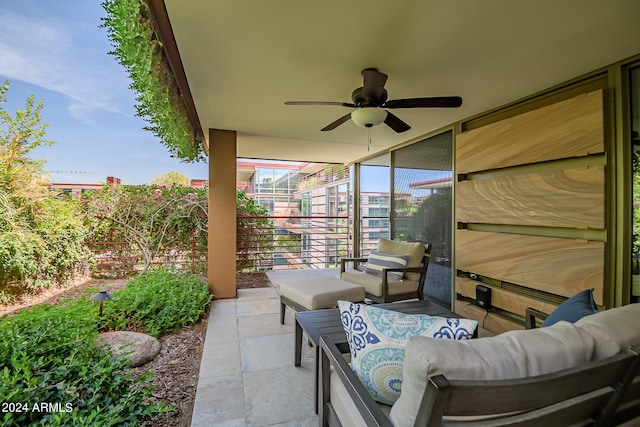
[191,269,340,426]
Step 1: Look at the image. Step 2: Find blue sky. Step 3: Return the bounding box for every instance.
[0,0,209,185]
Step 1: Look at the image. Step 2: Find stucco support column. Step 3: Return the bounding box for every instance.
[208,129,237,299]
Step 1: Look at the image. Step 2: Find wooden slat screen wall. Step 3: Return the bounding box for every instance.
[457,90,604,174]
[456,231,604,304]
[456,166,604,228]
[455,89,606,332]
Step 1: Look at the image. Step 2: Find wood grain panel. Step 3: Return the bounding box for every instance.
[454,301,523,334]
[456,90,604,173]
[455,277,559,317]
[456,230,604,305]
[456,166,604,228]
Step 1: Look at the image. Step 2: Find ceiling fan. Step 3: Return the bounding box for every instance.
[285,68,462,133]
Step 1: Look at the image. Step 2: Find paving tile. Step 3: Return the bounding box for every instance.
[240,333,293,372]
[236,298,280,317]
[199,337,241,378]
[210,299,238,317]
[191,373,246,426]
[205,315,238,340]
[238,313,292,339]
[192,270,341,425]
[243,365,316,427]
[237,287,279,301]
[269,416,318,426]
[192,417,246,427]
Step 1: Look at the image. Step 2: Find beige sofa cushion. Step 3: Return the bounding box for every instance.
[378,239,425,281]
[340,269,417,297]
[575,303,640,358]
[389,321,604,427]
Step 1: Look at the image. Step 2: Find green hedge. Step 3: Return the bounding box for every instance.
[0,270,211,426]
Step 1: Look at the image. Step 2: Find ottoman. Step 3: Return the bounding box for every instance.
[279,277,365,324]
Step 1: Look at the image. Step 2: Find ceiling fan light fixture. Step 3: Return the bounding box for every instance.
[351,107,387,128]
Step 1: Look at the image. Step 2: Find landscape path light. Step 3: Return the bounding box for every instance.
[90,290,114,316]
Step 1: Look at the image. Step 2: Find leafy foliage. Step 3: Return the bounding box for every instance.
[101,0,205,162]
[0,81,53,200]
[633,149,640,257]
[0,299,165,426]
[82,185,276,274]
[236,190,275,271]
[149,170,191,187]
[0,271,210,426]
[0,81,94,301]
[81,185,207,273]
[97,269,212,336]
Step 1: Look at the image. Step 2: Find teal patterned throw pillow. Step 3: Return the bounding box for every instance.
[338,300,477,405]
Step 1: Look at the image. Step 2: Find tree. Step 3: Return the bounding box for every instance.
[149,170,191,187]
[81,185,208,273]
[0,80,54,209]
[0,81,93,298]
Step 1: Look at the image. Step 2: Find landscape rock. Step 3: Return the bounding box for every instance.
[95,331,161,367]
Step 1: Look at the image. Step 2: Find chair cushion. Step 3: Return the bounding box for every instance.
[378,239,425,281]
[279,278,365,310]
[338,301,477,405]
[390,321,601,427]
[340,269,417,297]
[364,251,409,280]
[541,288,599,327]
[575,303,640,357]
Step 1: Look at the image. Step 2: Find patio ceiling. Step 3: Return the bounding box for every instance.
[159,0,640,165]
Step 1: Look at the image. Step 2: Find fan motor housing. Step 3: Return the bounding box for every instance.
[351,87,387,107]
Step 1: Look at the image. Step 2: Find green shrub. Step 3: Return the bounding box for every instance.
[0,271,211,426]
[0,300,166,426]
[0,197,94,302]
[98,269,212,337]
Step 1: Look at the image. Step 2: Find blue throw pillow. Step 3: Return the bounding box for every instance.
[541,288,598,327]
[338,300,477,405]
[364,251,409,280]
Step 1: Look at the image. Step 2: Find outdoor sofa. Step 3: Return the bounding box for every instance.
[319,302,640,426]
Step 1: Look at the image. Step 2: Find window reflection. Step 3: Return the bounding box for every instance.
[631,66,640,302]
[393,131,453,306]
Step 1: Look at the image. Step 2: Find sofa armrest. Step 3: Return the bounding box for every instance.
[340,257,369,273]
[319,335,393,427]
[525,307,549,329]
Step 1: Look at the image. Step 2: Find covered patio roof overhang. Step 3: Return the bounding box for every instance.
[146,0,640,299]
[148,0,640,165]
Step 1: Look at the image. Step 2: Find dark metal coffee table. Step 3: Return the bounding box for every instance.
[294,299,474,413]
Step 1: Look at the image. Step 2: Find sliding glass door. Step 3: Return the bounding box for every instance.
[392,131,453,306]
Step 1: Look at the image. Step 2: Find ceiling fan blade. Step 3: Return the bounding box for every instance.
[384,111,411,133]
[362,68,388,104]
[321,113,353,131]
[285,101,357,108]
[384,96,462,109]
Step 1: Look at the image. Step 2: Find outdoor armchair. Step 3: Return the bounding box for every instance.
[340,238,431,303]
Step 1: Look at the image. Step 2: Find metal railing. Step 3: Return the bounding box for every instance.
[89,215,352,276]
[237,215,350,271]
[88,234,207,277]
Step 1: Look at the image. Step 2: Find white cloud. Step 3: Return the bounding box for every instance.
[0,9,134,122]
